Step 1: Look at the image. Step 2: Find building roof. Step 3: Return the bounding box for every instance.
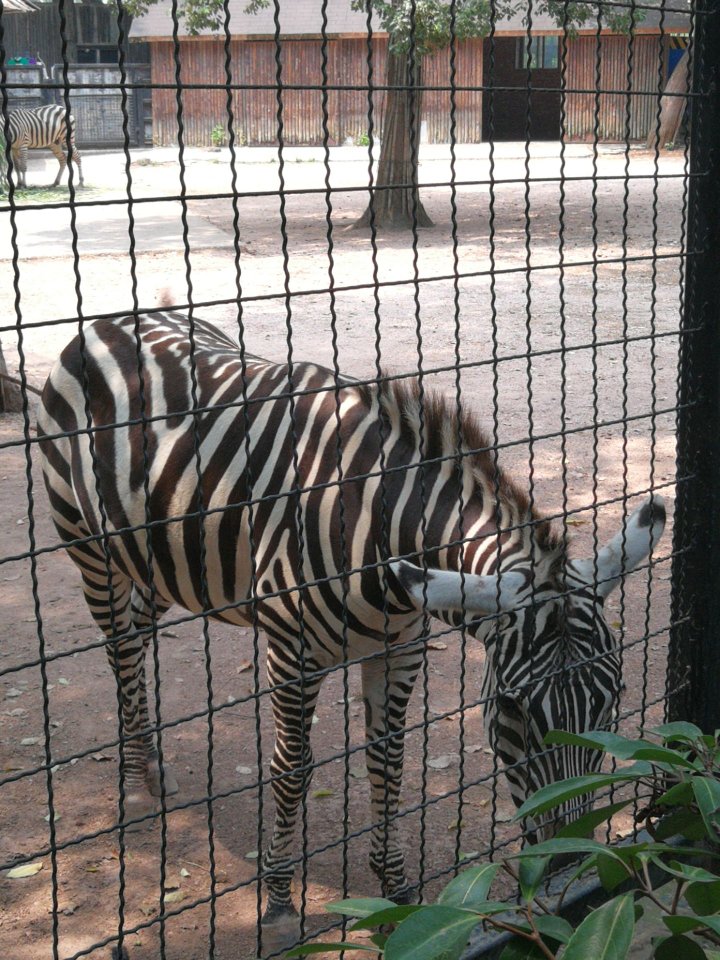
[3,0,39,11]
[129,0,689,41]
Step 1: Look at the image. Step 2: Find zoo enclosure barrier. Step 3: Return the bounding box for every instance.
[0,0,719,958]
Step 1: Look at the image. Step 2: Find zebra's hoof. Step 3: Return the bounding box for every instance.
[146,761,179,799]
[391,885,418,906]
[260,903,301,957]
[123,789,157,831]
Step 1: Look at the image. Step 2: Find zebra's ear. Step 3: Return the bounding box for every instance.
[388,560,527,614]
[574,494,666,599]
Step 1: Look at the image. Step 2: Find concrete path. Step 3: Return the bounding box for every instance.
[0,195,232,261]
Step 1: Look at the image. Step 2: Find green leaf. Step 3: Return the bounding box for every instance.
[685,880,720,915]
[438,863,501,910]
[325,897,397,918]
[562,894,635,960]
[630,748,700,770]
[533,915,574,944]
[519,856,549,901]
[648,858,720,884]
[498,938,547,960]
[653,722,704,743]
[384,906,480,960]
[512,837,627,861]
[653,933,707,959]
[350,905,423,930]
[597,851,631,893]
[662,915,705,934]
[692,777,720,841]
[514,767,650,820]
[556,800,634,838]
[545,731,698,768]
[687,916,720,937]
[657,781,695,807]
[654,808,707,842]
[286,944,379,956]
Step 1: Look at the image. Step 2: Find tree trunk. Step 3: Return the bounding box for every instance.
[354,49,434,230]
[646,48,689,151]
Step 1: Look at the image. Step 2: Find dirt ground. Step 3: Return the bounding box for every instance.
[0,141,684,960]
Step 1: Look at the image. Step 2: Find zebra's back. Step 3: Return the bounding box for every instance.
[37,313,417,648]
[8,104,75,148]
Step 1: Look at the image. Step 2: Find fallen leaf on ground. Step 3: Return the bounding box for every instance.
[237,660,253,673]
[427,641,448,651]
[163,890,185,904]
[428,754,458,770]
[7,862,43,878]
[311,788,334,799]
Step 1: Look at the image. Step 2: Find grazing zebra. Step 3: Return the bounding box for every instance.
[5,104,83,189]
[37,312,664,953]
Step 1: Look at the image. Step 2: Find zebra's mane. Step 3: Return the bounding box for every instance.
[363,375,566,570]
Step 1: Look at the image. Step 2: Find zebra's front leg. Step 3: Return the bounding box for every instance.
[260,650,322,955]
[362,648,422,904]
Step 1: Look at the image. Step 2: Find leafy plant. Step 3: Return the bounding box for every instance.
[210,123,226,148]
[287,723,720,960]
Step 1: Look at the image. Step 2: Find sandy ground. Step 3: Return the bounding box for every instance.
[0,141,685,960]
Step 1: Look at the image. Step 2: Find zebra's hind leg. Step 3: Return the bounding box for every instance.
[362,648,423,904]
[11,145,27,189]
[128,583,178,800]
[259,647,323,955]
[77,566,157,821]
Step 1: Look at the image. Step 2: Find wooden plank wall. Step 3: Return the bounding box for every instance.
[150,33,667,147]
[149,36,484,147]
[565,34,669,141]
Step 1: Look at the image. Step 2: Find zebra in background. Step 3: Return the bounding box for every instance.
[4,104,83,189]
[37,312,664,954]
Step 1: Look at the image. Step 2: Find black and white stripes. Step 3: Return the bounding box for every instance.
[37,312,664,953]
[5,104,83,189]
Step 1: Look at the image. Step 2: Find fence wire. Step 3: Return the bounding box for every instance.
[0,0,712,957]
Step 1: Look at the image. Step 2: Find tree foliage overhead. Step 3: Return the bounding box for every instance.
[352,0,642,54]
[123,0,643,41]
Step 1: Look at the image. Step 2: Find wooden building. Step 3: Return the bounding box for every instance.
[129,0,689,147]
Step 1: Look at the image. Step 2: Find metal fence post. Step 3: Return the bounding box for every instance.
[668,0,720,731]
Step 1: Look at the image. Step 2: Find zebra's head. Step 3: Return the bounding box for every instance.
[391,495,665,841]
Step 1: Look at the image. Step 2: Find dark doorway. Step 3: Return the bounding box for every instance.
[482,36,562,141]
